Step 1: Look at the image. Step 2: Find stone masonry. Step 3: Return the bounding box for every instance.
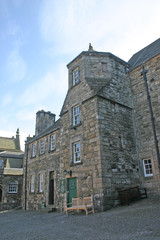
[23,39,160,212]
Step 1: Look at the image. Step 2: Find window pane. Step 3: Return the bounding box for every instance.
[73,105,80,126]
[73,142,81,163]
[31,175,35,192]
[50,135,56,151]
[40,140,45,154]
[143,159,153,177]
[73,68,79,86]
[9,181,18,193]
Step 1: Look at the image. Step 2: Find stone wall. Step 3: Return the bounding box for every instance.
[129,54,160,193]
[0,175,23,211]
[24,128,60,210]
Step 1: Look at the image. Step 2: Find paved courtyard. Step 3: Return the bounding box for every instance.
[0,196,160,240]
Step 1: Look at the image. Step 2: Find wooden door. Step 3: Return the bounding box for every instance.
[68,178,77,204]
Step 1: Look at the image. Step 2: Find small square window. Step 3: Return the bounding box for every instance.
[73,68,79,86]
[50,135,56,151]
[73,105,80,126]
[143,159,153,177]
[40,139,45,155]
[73,142,81,163]
[8,181,18,193]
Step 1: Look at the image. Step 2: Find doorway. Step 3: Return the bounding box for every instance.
[0,188,2,202]
[67,178,77,204]
[49,171,54,205]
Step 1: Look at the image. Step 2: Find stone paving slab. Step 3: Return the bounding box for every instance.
[0,196,160,240]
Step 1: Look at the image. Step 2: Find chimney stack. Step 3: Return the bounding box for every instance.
[35,110,56,136]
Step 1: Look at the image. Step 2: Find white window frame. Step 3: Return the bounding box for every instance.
[73,141,81,163]
[31,143,36,157]
[40,139,45,155]
[30,175,35,193]
[73,105,80,126]
[50,135,56,151]
[73,67,79,86]
[143,159,153,177]
[38,173,43,193]
[8,181,18,193]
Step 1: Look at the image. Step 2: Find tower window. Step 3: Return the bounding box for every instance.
[72,68,79,86]
[73,105,80,126]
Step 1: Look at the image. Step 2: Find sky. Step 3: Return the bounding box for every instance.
[0,0,160,150]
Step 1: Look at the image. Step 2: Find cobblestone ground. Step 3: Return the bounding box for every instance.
[0,196,160,240]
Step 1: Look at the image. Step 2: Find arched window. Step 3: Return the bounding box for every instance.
[8,181,18,193]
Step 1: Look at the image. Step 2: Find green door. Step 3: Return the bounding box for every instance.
[68,178,77,204]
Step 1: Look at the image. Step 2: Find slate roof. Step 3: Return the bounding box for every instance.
[0,137,21,152]
[128,38,160,69]
[0,151,24,159]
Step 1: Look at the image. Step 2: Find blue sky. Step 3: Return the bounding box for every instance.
[0,0,160,150]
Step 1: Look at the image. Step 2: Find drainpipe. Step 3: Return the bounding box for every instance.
[24,142,28,210]
[141,66,160,168]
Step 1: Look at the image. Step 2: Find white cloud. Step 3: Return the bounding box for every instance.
[39,0,160,59]
[6,48,27,82]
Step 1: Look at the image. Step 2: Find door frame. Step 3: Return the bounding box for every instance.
[49,171,54,205]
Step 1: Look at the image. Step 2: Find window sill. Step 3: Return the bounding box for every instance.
[144,176,154,180]
[39,152,45,156]
[48,148,56,153]
[70,122,82,129]
[70,81,80,90]
[70,161,83,167]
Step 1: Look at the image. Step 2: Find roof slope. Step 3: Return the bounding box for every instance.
[128,38,160,68]
[27,119,60,143]
[0,137,20,152]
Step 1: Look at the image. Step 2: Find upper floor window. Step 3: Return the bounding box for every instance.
[30,175,35,193]
[72,67,79,86]
[50,135,56,151]
[143,159,153,177]
[31,143,36,157]
[38,173,43,193]
[73,141,81,163]
[40,139,45,155]
[73,105,80,126]
[8,181,18,193]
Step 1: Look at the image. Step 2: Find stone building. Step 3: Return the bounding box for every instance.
[0,129,24,211]
[23,39,160,212]
[128,38,160,193]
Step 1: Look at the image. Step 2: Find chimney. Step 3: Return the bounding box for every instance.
[35,110,56,136]
[16,128,21,150]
